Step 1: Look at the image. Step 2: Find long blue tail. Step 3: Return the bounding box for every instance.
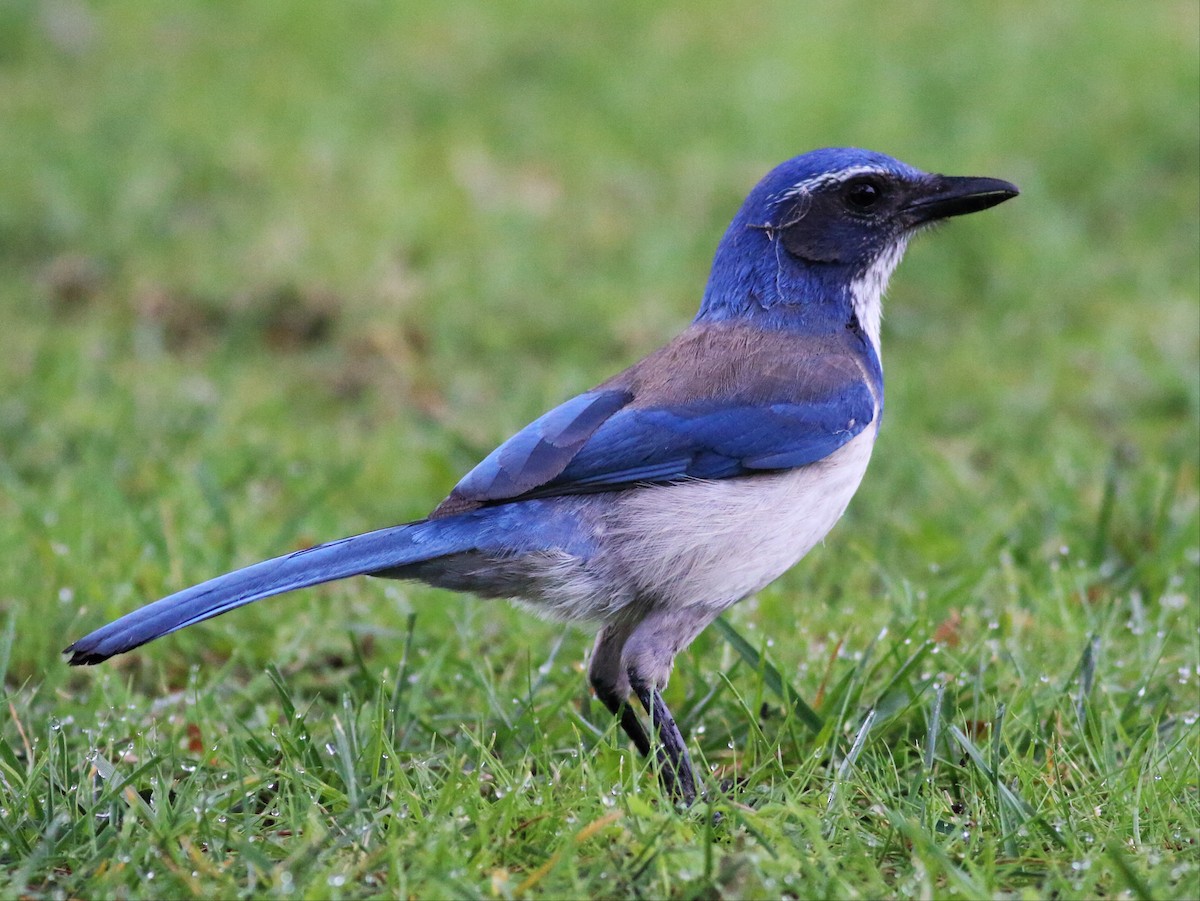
[65,518,458,665]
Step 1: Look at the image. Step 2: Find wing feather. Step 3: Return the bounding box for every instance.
[434,324,880,515]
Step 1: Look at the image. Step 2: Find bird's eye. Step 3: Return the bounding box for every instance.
[843,177,885,212]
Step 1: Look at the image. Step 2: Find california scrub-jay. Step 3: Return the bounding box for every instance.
[66,148,1017,804]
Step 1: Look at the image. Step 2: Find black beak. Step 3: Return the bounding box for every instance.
[904,175,1019,226]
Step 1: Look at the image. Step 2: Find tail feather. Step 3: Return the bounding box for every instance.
[64,519,448,665]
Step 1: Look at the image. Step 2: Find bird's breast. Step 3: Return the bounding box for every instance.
[599,425,878,611]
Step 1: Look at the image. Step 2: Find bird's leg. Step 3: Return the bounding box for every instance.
[615,605,721,805]
[632,677,697,805]
[589,623,651,755]
[596,682,652,756]
[590,610,711,804]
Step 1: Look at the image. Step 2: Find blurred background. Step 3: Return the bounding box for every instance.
[0,0,1195,691]
[0,3,1196,895]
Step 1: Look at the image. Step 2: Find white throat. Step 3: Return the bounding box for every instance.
[848,238,909,356]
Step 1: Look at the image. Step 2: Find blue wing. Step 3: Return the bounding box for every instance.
[434,323,880,515]
[551,393,872,485]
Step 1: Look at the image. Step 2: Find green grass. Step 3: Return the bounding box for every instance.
[2,1,1197,897]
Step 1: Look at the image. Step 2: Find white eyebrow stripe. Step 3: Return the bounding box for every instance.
[777,164,888,200]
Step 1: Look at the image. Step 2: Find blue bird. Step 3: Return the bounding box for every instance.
[66,148,1017,803]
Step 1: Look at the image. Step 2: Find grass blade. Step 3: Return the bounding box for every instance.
[713,616,823,733]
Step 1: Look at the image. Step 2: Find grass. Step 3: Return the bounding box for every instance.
[1,1,1197,897]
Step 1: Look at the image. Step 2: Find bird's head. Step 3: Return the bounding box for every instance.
[697,148,1018,346]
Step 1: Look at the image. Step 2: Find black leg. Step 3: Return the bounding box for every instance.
[633,681,697,805]
[587,619,701,804]
[589,624,653,756]
[592,681,652,756]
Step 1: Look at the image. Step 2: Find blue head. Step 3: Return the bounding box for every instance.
[697,148,1018,341]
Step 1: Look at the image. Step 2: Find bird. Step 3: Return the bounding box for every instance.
[65,148,1018,805]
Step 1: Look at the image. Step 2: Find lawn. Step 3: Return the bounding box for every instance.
[1,1,1197,898]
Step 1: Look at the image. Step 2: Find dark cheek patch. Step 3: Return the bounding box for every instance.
[780,218,851,263]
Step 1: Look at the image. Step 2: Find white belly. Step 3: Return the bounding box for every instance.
[602,426,877,611]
